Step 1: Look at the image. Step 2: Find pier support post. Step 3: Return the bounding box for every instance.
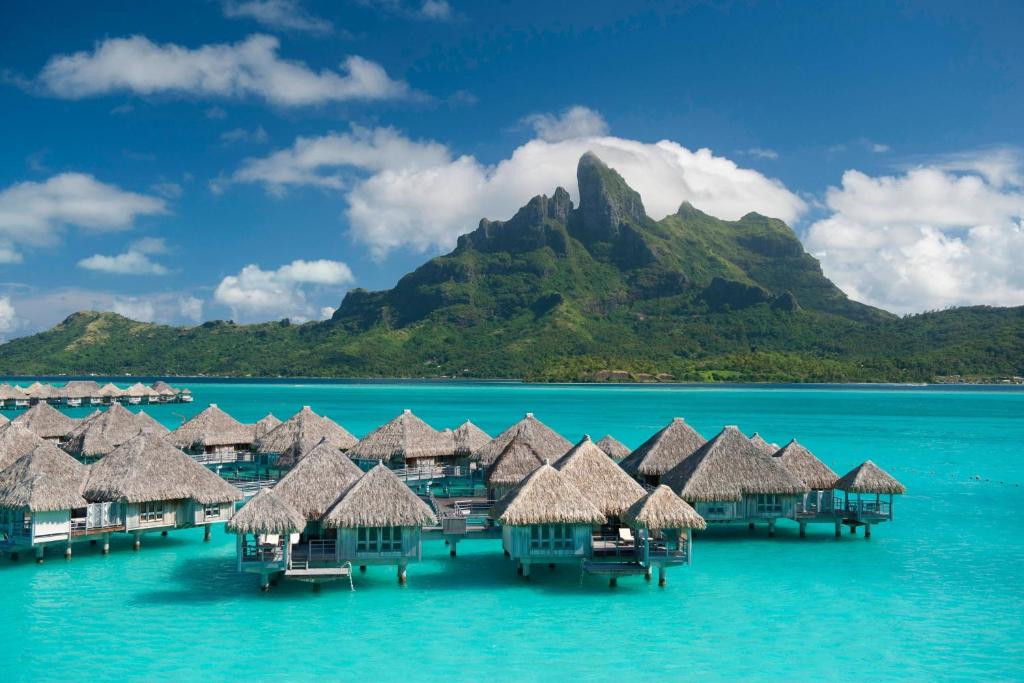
[312,583,321,593]
[65,542,72,560]
[848,525,856,535]
[397,561,408,586]
[133,532,142,551]
[548,563,556,570]
[160,530,168,537]
[864,524,871,539]
[203,524,212,542]
[503,548,510,558]
[259,572,270,592]
[101,533,110,555]
[658,565,666,587]
[768,519,776,537]
[748,522,755,531]
[10,551,18,562]
[521,560,531,579]
[90,539,97,546]
[645,566,653,581]
[834,521,841,538]
[449,540,457,557]
[609,577,618,588]
[799,522,807,538]
[359,565,366,573]
[35,546,44,564]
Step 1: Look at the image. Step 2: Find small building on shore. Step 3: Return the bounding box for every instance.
[12,402,78,444]
[619,418,706,486]
[346,409,453,469]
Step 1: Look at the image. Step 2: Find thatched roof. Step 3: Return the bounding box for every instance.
[227,488,305,535]
[346,409,452,462]
[475,413,572,466]
[595,434,631,461]
[83,434,242,504]
[485,433,545,487]
[97,383,124,398]
[63,403,166,457]
[25,382,59,399]
[273,438,364,520]
[622,485,706,530]
[0,384,28,400]
[619,418,706,477]
[165,403,253,449]
[772,439,839,490]
[0,442,88,512]
[554,435,646,517]
[12,402,78,439]
[0,423,48,470]
[251,413,282,442]
[835,460,906,494]
[126,382,159,398]
[0,413,8,426]
[662,426,809,502]
[150,381,179,396]
[452,420,492,457]
[491,463,606,526]
[62,380,101,398]
[749,433,778,455]
[255,406,357,466]
[322,463,437,528]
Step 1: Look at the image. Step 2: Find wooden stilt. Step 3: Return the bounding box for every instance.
[312,583,321,593]
[768,519,776,537]
[521,560,531,579]
[658,565,667,586]
[503,548,510,557]
[397,561,408,585]
[449,540,457,557]
[65,543,72,560]
[160,530,168,537]
[799,522,807,538]
[133,532,142,551]
[609,577,618,588]
[865,524,871,539]
[548,563,555,570]
[644,566,653,581]
[101,533,110,555]
[203,524,212,542]
[835,521,841,537]
[35,546,44,564]
[359,565,367,572]
[90,539,97,546]
[259,572,270,592]
[849,525,856,535]
[516,561,523,576]
[748,522,755,531]
[10,551,18,561]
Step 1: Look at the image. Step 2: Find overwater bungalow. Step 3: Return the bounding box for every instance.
[485,433,546,500]
[62,403,159,462]
[0,385,25,409]
[619,417,706,486]
[491,462,606,579]
[125,382,160,405]
[749,433,778,455]
[595,434,631,462]
[135,410,169,436]
[834,460,906,537]
[150,381,179,403]
[452,420,492,461]
[346,409,453,470]
[771,439,840,535]
[179,388,194,403]
[555,435,646,521]
[273,438,365,521]
[24,382,60,405]
[475,413,572,469]
[82,434,242,548]
[61,380,101,408]
[661,425,808,534]
[255,406,357,469]
[0,423,47,471]
[97,383,125,405]
[227,489,307,590]
[165,403,254,461]
[251,413,282,442]
[622,485,706,585]
[12,402,78,443]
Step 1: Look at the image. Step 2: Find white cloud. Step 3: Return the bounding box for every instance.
[0,242,23,264]
[206,106,228,120]
[178,296,204,322]
[0,296,18,338]
[111,297,156,321]
[231,117,807,258]
[214,259,354,322]
[150,181,183,198]
[38,34,412,107]
[0,173,166,251]
[78,237,170,275]
[2,288,202,334]
[418,0,453,21]
[523,106,609,143]
[220,126,269,145]
[319,305,336,319]
[361,0,455,21]
[222,0,334,36]
[805,154,1024,313]
[743,147,779,160]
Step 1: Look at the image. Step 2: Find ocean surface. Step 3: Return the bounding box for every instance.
[1,381,1022,681]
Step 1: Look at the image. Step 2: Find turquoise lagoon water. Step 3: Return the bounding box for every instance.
[2,381,1023,681]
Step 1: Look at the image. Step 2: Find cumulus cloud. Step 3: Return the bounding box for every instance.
[230,117,806,257]
[0,173,166,254]
[2,288,203,335]
[214,258,354,322]
[220,126,269,145]
[222,0,334,36]
[743,147,779,160]
[0,242,23,264]
[37,34,412,107]
[361,0,455,21]
[805,153,1024,313]
[178,296,204,322]
[0,296,18,338]
[523,106,609,143]
[78,237,171,275]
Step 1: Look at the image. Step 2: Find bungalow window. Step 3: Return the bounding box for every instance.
[756,494,782,515]
[356,527,403,553]
[140,501,164,524]
[204,503,221,519]
[704,503,728,516]
[529,524,573,551]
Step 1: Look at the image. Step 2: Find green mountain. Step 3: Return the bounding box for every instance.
[2,153,1022,383]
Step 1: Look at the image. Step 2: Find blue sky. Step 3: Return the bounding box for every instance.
[1,0,1022,337]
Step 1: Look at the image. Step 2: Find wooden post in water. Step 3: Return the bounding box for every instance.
[799,522,807,538]
[768,519,776,537]
[397,560,408,585]
[259,572,270,592]
[204,524,212,542]
[64,542,72,560]
[10,551,18,562]
[449,539,457,557]
[748,522,755,531]
[521,560,531,579]
[848,525,856,535]
[161,530,168,537]
[644,566,653,581]
[609,577,618,588]
[658,565,666,587]
[864,524,871,539]
[101,533,110,555]
[35,546,44,564]
[359,565,366,572]
[133,532,142,551]
[834,521,841,537]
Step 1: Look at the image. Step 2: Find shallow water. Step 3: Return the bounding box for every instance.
[1,382,1022,681]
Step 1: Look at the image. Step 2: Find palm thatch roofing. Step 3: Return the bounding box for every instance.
[227,488,305,535]
[273,437,364,520]
[135,410,169,435]
[346,409,452,462]
[150,381,179,396]
[619,418,707,477]
[97,383,124,398]
[491,463,606,527]
[554,435,646,517]
[0,423,48,470]
[25,382,59,400]
[255,406,357,466]
[0,442,88,512]
[322,463,437,528]
[661,426,809,502]
[82,434,242,504]
[835,460,906,494]
[165,403,253,449]
[452,420,492,457]
[12,402,78,439]
[251,413,282,442]
[475,413,572,466]
[62,380,101,398]
[0,384,28,400]
[63,403,158,457]
[595,434,631,461]
[772,439,839,490]
[622,485,706,530]
[126,382,159,398]
[0,413,8,426]
[485,433,546,488]
[749,433,778,455]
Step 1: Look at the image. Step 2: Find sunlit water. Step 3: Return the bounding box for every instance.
[1,381,1022,681]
